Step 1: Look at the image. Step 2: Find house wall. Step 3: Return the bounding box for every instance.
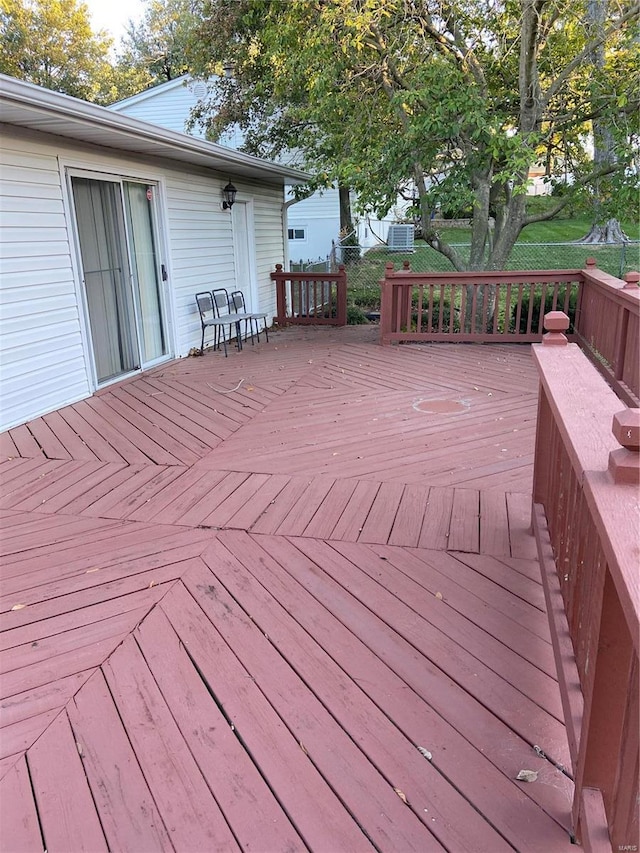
[112,81,202,135]
[287,188,341,263]
[112,84,339,263]
[0,124,285,431]
[110,80,244,149]
[0,132,92,431]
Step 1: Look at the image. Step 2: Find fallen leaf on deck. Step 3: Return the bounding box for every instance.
[11,604,26,611]
[86,568,100,573]
[393,787,408,803]
[435,592,443,600]
[516,769,538,782]
[246,386,254,391]
[417,746,433,760]
[299,741,308,755]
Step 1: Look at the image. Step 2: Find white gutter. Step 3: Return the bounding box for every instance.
[0,75,309,185]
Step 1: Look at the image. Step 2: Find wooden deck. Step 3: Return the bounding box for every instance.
[0,326,576,852]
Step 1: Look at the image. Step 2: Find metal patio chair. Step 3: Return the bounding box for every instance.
[195,291,243,357]
[211,288,247,354]
[230,290,269,344]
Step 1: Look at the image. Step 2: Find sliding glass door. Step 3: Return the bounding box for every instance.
[71,175,168,385]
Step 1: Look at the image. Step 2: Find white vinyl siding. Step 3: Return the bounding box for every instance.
[252,190,285,313]
[110,79,244,149]
[0,137,91,430]
[165,175,284,351]
[0,124,286,430]
[110,80,203,136]
[164,171,234,353]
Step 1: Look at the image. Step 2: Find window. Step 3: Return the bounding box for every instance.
[288,227,306,240]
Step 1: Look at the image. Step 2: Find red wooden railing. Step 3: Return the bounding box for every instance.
[574,262,639,407]
[271,264,347,327]
[379,261,583,343]
[378,260,640,405]
[532,313,639,852]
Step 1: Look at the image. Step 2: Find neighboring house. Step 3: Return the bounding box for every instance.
[0,74,307,431]
[110,76,404,263]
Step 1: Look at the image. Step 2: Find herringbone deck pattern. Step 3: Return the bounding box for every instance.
[0,326,574,852]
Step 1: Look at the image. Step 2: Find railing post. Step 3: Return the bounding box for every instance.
[573,565,634,851]
[541,310,570,346]
[336,264,347,326]
[531,313,570,510]
[573,260,596,337]
[272,264,288,327]
[379,262,395,345]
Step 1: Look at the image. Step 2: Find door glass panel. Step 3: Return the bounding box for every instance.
[123,183,167,363]
[71,177,139,383]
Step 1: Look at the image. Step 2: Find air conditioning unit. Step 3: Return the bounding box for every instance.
[387,224,415,252]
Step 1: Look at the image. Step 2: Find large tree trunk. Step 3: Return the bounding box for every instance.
[577,218,630,243]
[338,185,360,264]
[579,0,627,242]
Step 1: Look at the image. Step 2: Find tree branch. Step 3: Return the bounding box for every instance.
[522,162,621,225]
[543,3,640,107]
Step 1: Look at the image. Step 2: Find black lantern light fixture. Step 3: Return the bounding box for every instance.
[222,181,237,210]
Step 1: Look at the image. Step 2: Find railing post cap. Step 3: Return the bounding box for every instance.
[585,257,597,268]
[623,271,639,289]
[608,408,640,484]
[385,261,395,273]
[402,260,411,270]
[542,311,570,346]
[275,263,283,271]
[612,408,640,449]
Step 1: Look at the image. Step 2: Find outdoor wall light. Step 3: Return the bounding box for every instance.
[222,181,237,210]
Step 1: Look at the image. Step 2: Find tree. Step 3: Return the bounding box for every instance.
[0,0,115,102]
[190,0,639,273]
[578,0,633,242]
[112,0,202,91]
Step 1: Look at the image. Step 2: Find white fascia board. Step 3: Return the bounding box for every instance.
[0,75,309,186]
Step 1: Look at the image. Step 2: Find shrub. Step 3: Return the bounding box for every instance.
[346,304,370,325]
[511,285,578,333]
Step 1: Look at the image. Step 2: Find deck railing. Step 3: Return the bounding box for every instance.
[575,261,639,407]
[378,260,640,404]
[271,264,347,327]
[532,314,639,851]
[379,261,583,343]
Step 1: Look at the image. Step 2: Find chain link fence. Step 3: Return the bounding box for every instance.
[296,241,639,313]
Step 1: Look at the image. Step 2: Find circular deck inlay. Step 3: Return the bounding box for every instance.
[413,399,469,414]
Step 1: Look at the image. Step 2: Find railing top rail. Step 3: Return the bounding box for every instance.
[272,272,345,281]
[580,264,640,312]
[272,264,346,283]
[380,266,585,285]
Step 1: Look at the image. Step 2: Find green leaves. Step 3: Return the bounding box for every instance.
[0,0,115,101]
[189,0,639,268]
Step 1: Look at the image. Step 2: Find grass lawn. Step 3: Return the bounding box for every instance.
[436,215,640,244]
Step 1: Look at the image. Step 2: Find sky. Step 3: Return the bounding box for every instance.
[84,0,145,43]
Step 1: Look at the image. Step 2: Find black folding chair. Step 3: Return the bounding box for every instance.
[229,290,269,344]
[195,291,244,357]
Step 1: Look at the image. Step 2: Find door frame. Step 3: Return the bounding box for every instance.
[62,162,174,390]
[231,199,259,312]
